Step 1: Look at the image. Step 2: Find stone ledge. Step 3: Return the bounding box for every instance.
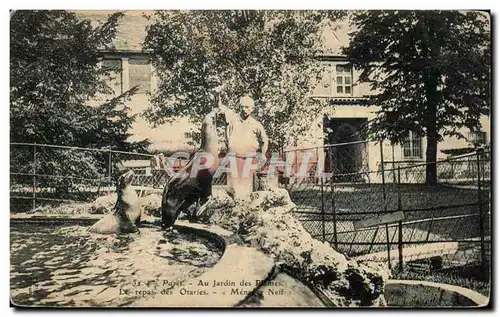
[354,242,459,266]
[134,221,275,307]
[133,245,275,307]
[10,213,101,226]
[239,273,326,308]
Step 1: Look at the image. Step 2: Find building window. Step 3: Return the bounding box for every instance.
[129,58,151,94]
[102,59,122,95]
[313,62,353,97]
[184,132,192,139]
[468,131,487,147]
[402,131,422,159]
[335,64,352,95]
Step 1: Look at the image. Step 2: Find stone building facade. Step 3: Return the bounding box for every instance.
[79,11,491,181]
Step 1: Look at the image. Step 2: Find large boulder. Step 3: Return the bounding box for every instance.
[28,202,91,215]
[89,194,117,214]
[140,194,162,217]
[27,191,161,217]
[199,188,390,307]
[89,193,162,217]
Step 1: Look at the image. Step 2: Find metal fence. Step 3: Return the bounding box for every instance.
[10,143,231,213]
[10,143,163,212]
[9,142,491,280]
[282,141,491,280]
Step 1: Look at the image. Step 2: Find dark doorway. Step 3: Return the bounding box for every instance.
[323,117,368,182]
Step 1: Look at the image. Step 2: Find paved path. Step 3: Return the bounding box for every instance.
[354,242,459,266]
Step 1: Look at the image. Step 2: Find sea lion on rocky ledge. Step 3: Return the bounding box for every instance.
[161,107,220,229]
[88,170,141,234]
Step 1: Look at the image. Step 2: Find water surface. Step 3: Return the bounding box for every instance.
[10,222,222,307]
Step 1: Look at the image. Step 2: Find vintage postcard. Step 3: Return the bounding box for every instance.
[10,9,491,308]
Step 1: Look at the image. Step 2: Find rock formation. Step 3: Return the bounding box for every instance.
[199,188,390,307]
[140,194,162,217]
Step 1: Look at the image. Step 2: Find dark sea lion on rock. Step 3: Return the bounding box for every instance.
[88,170,141,234]
[161,108,220,229]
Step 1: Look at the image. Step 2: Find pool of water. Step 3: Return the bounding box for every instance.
[10,222,222,307]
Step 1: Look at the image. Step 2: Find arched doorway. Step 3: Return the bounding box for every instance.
[324,118,367,182]
[333,123,358,173]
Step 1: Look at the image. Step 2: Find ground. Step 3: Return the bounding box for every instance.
[285,182,490,298]
[392,269,490,297]
[10,182,490,307]
[287,183,489,253]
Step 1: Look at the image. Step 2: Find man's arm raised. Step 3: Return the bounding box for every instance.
[216,96,238,124]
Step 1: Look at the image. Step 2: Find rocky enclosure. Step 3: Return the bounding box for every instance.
[29,192,162,218]
[25,187,389,306]
[199,188,390,307]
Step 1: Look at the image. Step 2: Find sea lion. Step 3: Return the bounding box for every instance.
[88,170,141,234]
[161,108,220,229]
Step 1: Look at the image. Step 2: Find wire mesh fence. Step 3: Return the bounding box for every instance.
[10,143,230,213]
[282,141,491,280]
[10,143,171,213]
[10,142,491,280]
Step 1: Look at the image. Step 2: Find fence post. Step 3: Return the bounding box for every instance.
[476,149,487,280]
[108,150,113,195]
[32,143,37,211]
[397,167,403,272]
[327,146,338,249]
[379,141,391,270]
[392,144,396,183]
[318,147,325,242]
[332,182,338,249]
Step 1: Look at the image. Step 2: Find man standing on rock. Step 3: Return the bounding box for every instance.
[217,93,268,199]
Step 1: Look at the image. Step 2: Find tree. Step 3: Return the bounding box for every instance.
[10,10,150,152]
[10,10,150,191]
[142,10,346,152]
[344,11,490,185]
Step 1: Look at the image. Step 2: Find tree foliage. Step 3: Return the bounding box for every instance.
[10,10,150,152]
[344,10,490,184]
[143,10,346,152]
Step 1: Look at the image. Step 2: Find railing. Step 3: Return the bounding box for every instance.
[10,143,169,212]
[282,141,491,280]
[9,142,491,280]
[9,143,229,212]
